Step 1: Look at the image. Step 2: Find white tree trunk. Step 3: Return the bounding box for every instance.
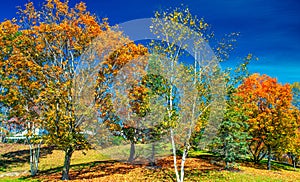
[28,138,42,176]
[170,128,180,182]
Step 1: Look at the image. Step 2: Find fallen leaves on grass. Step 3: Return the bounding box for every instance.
[31,156,222,181]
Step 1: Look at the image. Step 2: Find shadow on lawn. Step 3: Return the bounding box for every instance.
[196,153,297,172]
[235,158,297,172]
[25,160,143,180]
[0,146,55,172]
[22,156,224,181]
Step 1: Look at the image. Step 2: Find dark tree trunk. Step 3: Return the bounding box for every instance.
[288,153,297,170]
[224,141,229,169]
[254,156,259,164]
[249,140,266,164]
[150,142,156,166]
[128,141,135,162]
[267,146,272,170]
[291,155,297,170]
[62,147,74,180]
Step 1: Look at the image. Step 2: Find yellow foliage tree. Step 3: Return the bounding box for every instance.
[0,0,145,179]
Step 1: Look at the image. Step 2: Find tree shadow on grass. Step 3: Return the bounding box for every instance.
[193,153,296,172]
[233,158,297,172]
[23,156,225,181]
[23,160,146,181]
[259,160,296,171]
[0,146,55,172]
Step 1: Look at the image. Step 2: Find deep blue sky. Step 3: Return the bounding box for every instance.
[0,0,299,83]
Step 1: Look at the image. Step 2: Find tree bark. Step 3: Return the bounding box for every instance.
[150,142,156,166]
[224,141,229,169]
[128,141,135,162]
[180,145,189,182]
[267,146,272,170]
[29,144,34,176]
[28,140,41,176]
[249,140,266,164]
[170,128,180,182]
[62,147,74,180]
[291,155,297,170]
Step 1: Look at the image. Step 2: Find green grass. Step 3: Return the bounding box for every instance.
[99,143,172,161]
[0,177,40,182]
[0,144,299,181]
[259,159,299,171]
[197,171,285,182]
[188,150,214,157]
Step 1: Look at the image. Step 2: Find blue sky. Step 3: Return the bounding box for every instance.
[0,0,299,83]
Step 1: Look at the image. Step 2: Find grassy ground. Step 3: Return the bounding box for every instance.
[0,143,299,181]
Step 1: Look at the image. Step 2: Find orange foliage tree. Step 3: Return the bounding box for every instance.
[0,0,137,179]
[0,18,48,176]
[236,73,298,170]
[286,82,300,169]
[95,41,148,162]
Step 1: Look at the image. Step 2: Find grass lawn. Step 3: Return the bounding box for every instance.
[0,143,299,181]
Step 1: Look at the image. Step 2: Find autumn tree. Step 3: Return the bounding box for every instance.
[124,73,169,162]
[133,72,172,165]
[0,17,48,176]
[0,0,132,179]
[285,82,300,169]
[93,33,148,162]
[287,126,300,169]
[148,7,229,182]
[292,82,300,109]
[236,74,298,170]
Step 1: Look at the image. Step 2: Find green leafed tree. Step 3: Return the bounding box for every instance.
[210,57,253,169]
[210,99,249,169]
